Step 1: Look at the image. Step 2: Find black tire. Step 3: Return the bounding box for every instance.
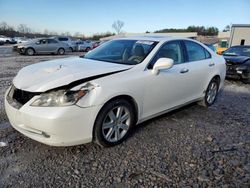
[198,78,219,107]
[242,78,250,84]
[69,47,73,52]
[93,99,136,147]
[57,48,65,55]
[25,48,35,56]
[85,47,91,52]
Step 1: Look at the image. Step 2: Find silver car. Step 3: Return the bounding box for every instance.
[52,36,77,52]
[14,38,70,55]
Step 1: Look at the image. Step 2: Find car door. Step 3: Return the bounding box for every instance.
[142,40,195,118]
[34,39,48,54]
[182,40,214,101]
[47,39,59,53]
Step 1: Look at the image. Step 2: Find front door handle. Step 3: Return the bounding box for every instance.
[180,68,189,74]
[209,63,215,67]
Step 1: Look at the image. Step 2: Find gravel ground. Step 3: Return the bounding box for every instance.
[0,50,250,187]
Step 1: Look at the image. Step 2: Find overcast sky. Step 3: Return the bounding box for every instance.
[0,0,250,36]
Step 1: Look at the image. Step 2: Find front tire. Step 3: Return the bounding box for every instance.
[93,99,136,147]
[25,48,35,56]
[198,78,219,107]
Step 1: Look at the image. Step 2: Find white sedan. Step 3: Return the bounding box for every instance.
[5,36,226,147]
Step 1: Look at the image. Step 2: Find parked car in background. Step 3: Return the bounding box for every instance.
[14,38,70,55]
[0,35,12,44]
[223,45,250,83]
[14,37,30,43]
[52,36,77,52]
[92,41,101,49]
[0,39,4,45]
[9,38,17,44]
[77,40,93,52]
[5,36,226,147]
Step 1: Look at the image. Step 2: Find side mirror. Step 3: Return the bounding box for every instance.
[152,58,174,75]
[36,41,40,45]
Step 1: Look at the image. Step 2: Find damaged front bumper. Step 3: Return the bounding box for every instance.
[226,64,250,79]
[4,87,102,146]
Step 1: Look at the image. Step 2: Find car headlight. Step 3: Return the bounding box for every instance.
[30,89,88,107]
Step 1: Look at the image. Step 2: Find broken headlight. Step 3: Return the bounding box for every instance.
[30,90,87,107]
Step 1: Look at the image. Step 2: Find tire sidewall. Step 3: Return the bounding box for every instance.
[94,99,136,147]
[26,48,34,56]
[58,48,65,55]
[204,79,219,106]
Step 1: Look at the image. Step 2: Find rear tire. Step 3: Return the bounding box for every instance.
[69,47,73,52]
[93,99,136,147]
[198,78,219,107]
[57,48,65,55]
[25,48,35,56]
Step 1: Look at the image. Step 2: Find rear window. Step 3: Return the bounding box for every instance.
[184,41,211,61]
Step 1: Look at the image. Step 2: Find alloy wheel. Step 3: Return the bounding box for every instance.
[102,106,131,142]
[206,82,218,104]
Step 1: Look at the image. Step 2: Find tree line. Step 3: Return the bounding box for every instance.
[155,26,219,36]
[0,21,115,40]
[1,21,226,40]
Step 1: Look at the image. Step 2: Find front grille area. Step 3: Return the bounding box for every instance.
[226,64,237,75]
[12,88,37,105]
[7,85,40,108]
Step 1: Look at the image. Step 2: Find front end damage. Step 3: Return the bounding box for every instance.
[4,82,102,146]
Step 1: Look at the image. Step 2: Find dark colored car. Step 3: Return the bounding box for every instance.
[223,45,250,84]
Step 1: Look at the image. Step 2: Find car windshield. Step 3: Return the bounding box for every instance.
[83,39,158,65]
[223,46,250,57]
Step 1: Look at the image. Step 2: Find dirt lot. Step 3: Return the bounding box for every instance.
[0,48,250,187]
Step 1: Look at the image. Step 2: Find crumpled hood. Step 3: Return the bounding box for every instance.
[223,55,250,64]
[13,57,132,92]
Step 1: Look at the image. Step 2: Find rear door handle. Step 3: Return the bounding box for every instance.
[180,68,189,74]
[209,63,215,67]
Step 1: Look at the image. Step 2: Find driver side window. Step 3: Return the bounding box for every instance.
[148,41,184,69]
[39,39,47,44]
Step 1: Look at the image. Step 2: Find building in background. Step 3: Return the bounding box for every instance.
[216,31,230,54]
[229,24,250,47]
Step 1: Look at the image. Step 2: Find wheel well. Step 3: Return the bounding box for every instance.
[92,95,139,141]
[103,95,139,123]
[212,75,221,85]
